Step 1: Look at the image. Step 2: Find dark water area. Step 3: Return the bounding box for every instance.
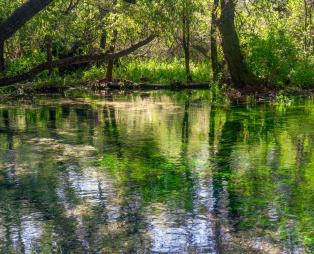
[0,91,313,253]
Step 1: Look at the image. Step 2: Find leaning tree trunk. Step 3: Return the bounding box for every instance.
[0,0,54,72]
[219,0,259,89]
[0,35,156,87]
[0,0,135,45]
[0,0,54,44]
[210,0,220,82]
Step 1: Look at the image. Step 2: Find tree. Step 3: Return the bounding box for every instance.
[0,18,4,72]
[0,0,54,72]
[210,0,220,82]
[218,0,260,88]
[0,0,54,44]
[303,0,314,52]
[182,0,193,82]
[0,35,156,86]
[0,41,4,72]
[106,30,118,82]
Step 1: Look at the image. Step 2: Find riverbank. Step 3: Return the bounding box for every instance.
[0,79,313,103]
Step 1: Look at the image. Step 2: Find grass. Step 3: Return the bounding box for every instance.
[114,58,212,83]
[2,52,313,89]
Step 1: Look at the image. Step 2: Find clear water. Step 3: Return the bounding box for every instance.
[0,91,313,253]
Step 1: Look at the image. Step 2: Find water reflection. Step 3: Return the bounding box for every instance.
[0,92,313,253]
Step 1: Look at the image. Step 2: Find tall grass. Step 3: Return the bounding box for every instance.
[114,58,212,83]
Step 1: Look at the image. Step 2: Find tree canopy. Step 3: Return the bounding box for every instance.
[0,0,313,89]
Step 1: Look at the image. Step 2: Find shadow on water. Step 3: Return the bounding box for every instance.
[0,91,313,253]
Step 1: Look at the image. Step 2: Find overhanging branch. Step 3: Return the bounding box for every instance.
[0,35,156,87]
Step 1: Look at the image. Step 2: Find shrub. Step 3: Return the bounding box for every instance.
[245,30,301,87]
[82,65,106,81]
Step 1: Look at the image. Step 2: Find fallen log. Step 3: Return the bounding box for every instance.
[0,35,156,87]
[101,82,210,90]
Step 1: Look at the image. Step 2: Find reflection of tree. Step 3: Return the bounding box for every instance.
[0,106,99,252]
[210,103,314,252]
[0,162,81,252]
[2,110,13,150]
[1,95,314,252]
[103,105,123,157]
[74,106,96,145]
[212,115,241,213]
[181,99,190,145]
[100,96,196,209]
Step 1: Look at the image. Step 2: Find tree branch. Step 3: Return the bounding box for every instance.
[0,0,54,43]
[0,35,156,87]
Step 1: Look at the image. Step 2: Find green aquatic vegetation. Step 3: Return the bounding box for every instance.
[273,94,294,106]
[98,152,194,208]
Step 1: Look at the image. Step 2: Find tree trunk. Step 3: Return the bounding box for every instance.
[310,1,314,52]
[0,18,4,72]
[0,0,53,44]
[0,18,5,72]
[210,0,220,82]
[0,40,4,72]
[0,35,156,87]
[182,9,192,83]
[100,29,107,50]
[45,35,53,73]
[0,0,136,44]
[99,6,108,50]
[219,0,260,88]
[304,0,309,51]
[304,0,314,52]
[46,37,52,62]
[106,30,118,82]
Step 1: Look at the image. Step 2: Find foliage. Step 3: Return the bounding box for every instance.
[0,0,313,88]
[115,58,211,83]
[245,30,314,88]
[82,65,106,81]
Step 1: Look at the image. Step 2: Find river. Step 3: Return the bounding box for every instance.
[0,91,313,253]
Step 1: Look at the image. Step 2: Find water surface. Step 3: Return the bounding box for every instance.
[0,91,313,253]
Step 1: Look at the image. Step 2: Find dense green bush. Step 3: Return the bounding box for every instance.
[290,58,314,88]
[82,66,106,81]
[245,30,314,88]
[0,52,46,78]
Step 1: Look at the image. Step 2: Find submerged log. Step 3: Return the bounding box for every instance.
[0,35,156,87]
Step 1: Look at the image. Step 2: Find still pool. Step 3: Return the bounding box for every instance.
[0,91,313,253]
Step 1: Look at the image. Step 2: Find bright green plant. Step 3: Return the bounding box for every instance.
[115,58,211,83]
